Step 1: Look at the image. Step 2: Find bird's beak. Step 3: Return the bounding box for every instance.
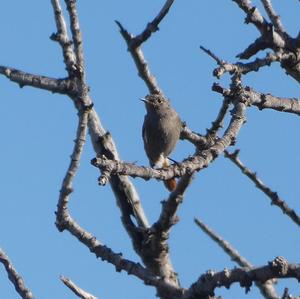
[139,97,149,103]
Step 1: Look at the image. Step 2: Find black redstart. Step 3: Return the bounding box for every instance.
[141,94,182,191]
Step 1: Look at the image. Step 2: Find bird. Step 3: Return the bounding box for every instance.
[141,94,182,191]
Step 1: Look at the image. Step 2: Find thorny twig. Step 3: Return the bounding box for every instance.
[224,150,300,227]
[194,218,279,299]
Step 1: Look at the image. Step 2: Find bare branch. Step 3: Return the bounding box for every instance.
[139,173,195,287]
[224,150,300,227]
[64,0,85,75]
[247,87,300,115]
[260,0,287,37]
[133,0,175,47]
[57,211,182,298]
[201,45,277,77]
[213,83,300,116]
[90,127,149,229]
[230,0,300,84]
[180,125,208,148]
[50,0,77,74]
[214,52,280,78]
[60,276,98,299]
[194,218,279,299]
[56,109,89,230]
[232,0,286,52]
[194,218,252,268]
[155,174,195,233]
[232,0,267,33]
[200,46,224,66]
[55,110,181,298]
[115,0,175,94]
[0,249,35,299]
[206,98,231,137]
[115,21,162,95]
[0,66,72,94]
[237,35,271,59]
[50,0,151,268]
[184,256,299,299]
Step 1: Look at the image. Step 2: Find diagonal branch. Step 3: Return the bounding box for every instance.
[56,109,89,231]
[180,125,208,148]
[224,150,300,227]
[115,21,162,95]
[132,0,175,47]
[232,0,267,33]
[154,174,195,234]
[232,0,286,52]
[260,0,287,37]
[194,218,252,268]
[50,0,77,74]
[194,218,279,299]
[206,98,231,138]
[64,0,85,76]
[115,0,175,95]
[57,213,182,298]
[0,249,35,299]
[60,276,98,299]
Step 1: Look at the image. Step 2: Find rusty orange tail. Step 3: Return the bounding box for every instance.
[163,158,176,191]
[164,178,177,191]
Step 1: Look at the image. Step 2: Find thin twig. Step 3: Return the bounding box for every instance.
[200,46,224,65]
[64,0,86,76]
[115,21,162,95]
[60,276,98,299]
[195,218,252,268]
[224,150,300,227]
[0,249,35,299]
[133,0,175,47]
[56,110,89,230]
[206,98,231,137]
[50,0,77,74]
[194,218,279,299]
[115,0,175,94]
[260,0,287,37]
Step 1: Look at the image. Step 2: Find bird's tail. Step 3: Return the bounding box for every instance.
[163,158,177,191]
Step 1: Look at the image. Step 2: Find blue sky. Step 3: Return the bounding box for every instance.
[0,1,300,298]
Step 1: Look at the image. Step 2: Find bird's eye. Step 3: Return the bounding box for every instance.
[157,98,162,104]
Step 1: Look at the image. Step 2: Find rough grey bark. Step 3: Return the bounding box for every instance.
[1,1,300,299]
